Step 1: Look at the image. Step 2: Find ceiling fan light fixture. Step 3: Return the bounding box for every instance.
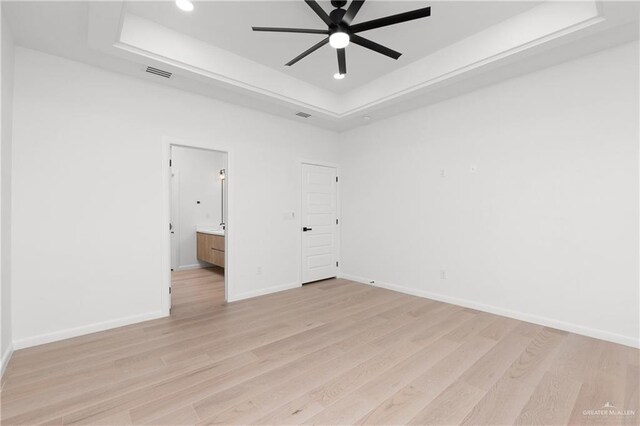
[333,72,346,80]
[175,0,194,12]
[329,32,350,49]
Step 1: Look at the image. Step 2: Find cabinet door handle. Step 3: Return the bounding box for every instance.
[303,227,312,232]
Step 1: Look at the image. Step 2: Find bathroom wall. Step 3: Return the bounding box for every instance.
[171,146,226,270]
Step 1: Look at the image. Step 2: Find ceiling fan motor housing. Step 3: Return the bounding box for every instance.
[329,8,347,26]
[331,0,348,8]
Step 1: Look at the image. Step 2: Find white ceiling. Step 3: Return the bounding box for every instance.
[3,1,639,131]
[125,1,540,93]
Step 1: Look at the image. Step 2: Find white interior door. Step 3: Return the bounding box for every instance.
[301,163,338,284]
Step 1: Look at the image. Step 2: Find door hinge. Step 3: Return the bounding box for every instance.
[336,219,339,225]
[169,159,172,167]
[336,261,339,267]
[169,287,172,294]
[336,176,339,182]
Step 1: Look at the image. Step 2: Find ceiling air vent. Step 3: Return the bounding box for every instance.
[295,112,311,118]
[146,66,172,79]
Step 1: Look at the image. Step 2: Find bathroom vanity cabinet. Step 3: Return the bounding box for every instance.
[197,232,225,268]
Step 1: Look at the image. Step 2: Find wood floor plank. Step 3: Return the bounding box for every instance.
[322,313,509,426]
[352,334,498,426]
[199,339,422,425]
[1,268,637,426]
[127,307,405,423]
[514,371,582,425]
[191,305,438,422]
[3,355,214,424]
[143,406,200,425]
[407,324,543,425]
[220,304,469,425]
[292,313,480,425]
[568,372,631,425]
[460,327,567,425]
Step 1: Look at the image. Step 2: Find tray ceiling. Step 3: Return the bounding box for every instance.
[124,1,541,93]
[4,1,639,130]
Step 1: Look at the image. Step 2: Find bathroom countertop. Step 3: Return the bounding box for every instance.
[196,227,225,236]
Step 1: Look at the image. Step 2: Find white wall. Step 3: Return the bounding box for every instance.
[171,146,226,269]
[11,48,339,348]
[339,42,640,347]
[1,9,15,375]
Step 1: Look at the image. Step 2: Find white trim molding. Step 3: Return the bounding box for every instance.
[227,282,300,303]
[1,343,13,380]
[339,273,640,349]
[175,264,208,272]
[12,311,164,350]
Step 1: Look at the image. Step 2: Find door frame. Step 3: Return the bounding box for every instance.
[298,159,341,286]
[161,137,231,316]
[169,167,180,271]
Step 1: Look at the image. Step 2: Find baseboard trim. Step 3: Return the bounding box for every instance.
[175,264,208,271]
[339,273,639,349]
[1,343,14,380]
[228,282,301,303]
[12,310,166,350]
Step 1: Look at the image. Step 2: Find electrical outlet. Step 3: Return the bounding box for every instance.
[440,270,447,280]
[257,266,262,275]
[440,169,446,178]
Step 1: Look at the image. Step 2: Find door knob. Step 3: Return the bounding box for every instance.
[303,227,312,232]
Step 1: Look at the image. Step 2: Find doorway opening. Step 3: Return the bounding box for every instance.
[169,145,228,317]
[301,162,339,285]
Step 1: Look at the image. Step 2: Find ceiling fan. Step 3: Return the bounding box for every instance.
[252,0,431,79]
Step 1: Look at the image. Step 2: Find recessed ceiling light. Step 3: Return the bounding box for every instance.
[329,32,350,49]
[333,73,346,80]
[363,116,371,120]
[175,0,194,12]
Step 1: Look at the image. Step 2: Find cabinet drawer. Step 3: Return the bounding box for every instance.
[211,235,225,251]
[211,249,225,268]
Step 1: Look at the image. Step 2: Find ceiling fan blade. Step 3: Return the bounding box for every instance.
[337,48,346,75]
[350,6,431,33]
[304,0,333,27]
[252,27,329,35]
[350,34,401,60]
[342,0,365,25]
[286,37,329,66]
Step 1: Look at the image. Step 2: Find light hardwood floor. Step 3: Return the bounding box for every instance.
[1,268,638,425]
